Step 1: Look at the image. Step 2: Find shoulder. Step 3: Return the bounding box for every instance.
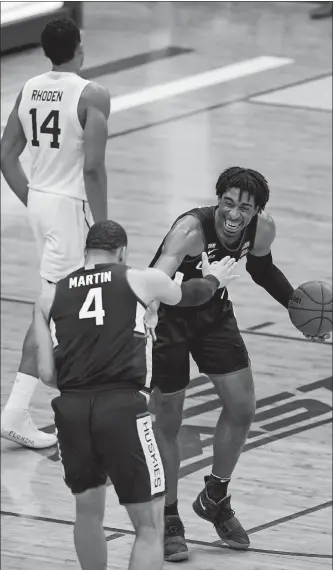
[80,82,110,118]
[166,214,204,255]
[255,211,276,243]
[126,267,164,305]
[251,211,276,254]
[169,214,203,241]
[128,267,162,286]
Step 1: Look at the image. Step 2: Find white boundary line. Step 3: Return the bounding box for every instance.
[111,56,293,114]
[0,55,293,132]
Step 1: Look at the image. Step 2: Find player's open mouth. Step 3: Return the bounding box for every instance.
[224,219,242,232]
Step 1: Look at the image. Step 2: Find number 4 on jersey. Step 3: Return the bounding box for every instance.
[79,288,105,326]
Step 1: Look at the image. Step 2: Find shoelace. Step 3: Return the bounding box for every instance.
[215,503,235,525]
[24,411,39,431]
[165,521,184,536]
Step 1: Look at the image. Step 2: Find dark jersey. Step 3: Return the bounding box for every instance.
[149,207,258,344]
[50,263,147,393]
[151,206,258,297]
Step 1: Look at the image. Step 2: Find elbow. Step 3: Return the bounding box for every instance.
[83,159,105,176]
[246,265,260,284]
[38,365,56,387]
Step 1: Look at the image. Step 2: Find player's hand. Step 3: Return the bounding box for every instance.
[201,252,239,288]
[302,333,331,342]
[144,301,159,342]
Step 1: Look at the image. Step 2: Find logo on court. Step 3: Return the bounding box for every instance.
[176,376,332,479]
[38,377,332,481]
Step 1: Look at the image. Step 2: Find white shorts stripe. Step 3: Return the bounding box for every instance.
[54,427,65,480]
[145,337,153,389]
[136,414,165,497]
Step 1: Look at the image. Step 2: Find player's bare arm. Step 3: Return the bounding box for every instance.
[152,215,205,276]
[79,82,110,222]
[144,216,206,335]
[129,255,238,308]
[1,91,29,206]
[33,287,57,388]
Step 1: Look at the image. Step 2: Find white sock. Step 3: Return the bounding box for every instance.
[5,373,39,411]
[211,473,231,482]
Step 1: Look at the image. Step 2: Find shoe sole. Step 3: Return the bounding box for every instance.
[165,551,190,562]
[192,501,250,550]
[1,431,57,449]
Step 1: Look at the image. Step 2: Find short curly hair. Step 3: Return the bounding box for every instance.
[216,167,270,212]
[86,221,128,253]
[41,18,81,66]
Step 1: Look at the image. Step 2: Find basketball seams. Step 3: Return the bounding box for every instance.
[298,284,332,305]
[296,317,332,329]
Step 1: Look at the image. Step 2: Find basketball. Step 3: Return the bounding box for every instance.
[288,281,333,336]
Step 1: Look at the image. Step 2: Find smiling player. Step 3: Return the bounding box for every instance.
[146,166,329,561]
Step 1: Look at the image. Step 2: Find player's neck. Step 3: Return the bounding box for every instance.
[51,63,78,74]
[85,251,119,267]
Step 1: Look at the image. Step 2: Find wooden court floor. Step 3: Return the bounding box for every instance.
[1,2,332,569]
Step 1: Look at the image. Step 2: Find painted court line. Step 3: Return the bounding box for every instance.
[1,508,331,559]
[110,56,293,113]
[0,56,293,132]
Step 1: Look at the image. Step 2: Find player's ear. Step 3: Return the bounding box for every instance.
[77,42,84,69]
[118,246,127,264]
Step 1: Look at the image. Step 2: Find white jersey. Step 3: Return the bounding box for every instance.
[18,71,90,200]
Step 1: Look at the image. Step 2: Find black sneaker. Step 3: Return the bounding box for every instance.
[192,477,250,550]
[164,514,189,562]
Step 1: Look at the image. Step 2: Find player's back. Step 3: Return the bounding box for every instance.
[50,263,147,392]
[18,71,90,200]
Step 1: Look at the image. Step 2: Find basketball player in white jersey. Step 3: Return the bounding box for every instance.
[1,18,110,448]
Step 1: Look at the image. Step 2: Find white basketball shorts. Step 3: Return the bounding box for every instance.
[27,189,94,284]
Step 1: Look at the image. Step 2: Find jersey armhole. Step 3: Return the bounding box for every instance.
[72,80,91,136]
[125,268,148,310]
[181,213,206,263]
[248,214,260,253]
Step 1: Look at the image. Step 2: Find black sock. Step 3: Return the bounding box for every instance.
[207,475,230,502]
[165,500,179,517]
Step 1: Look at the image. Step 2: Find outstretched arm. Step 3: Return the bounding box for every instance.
[143,216,204,335]
[152,253,237,306]
[246,213,294,309]
[33,287,57,388]
[1,91,29,206]
[129,253,238,308]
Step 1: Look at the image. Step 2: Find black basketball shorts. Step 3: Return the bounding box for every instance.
[52,389,165,503]
[152,299,250,394]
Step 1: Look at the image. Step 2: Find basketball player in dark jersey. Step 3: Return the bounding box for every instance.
[33,220,238,570]
[146,166,329,562]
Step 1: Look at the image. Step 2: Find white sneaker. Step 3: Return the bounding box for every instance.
[1,408,57,449]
